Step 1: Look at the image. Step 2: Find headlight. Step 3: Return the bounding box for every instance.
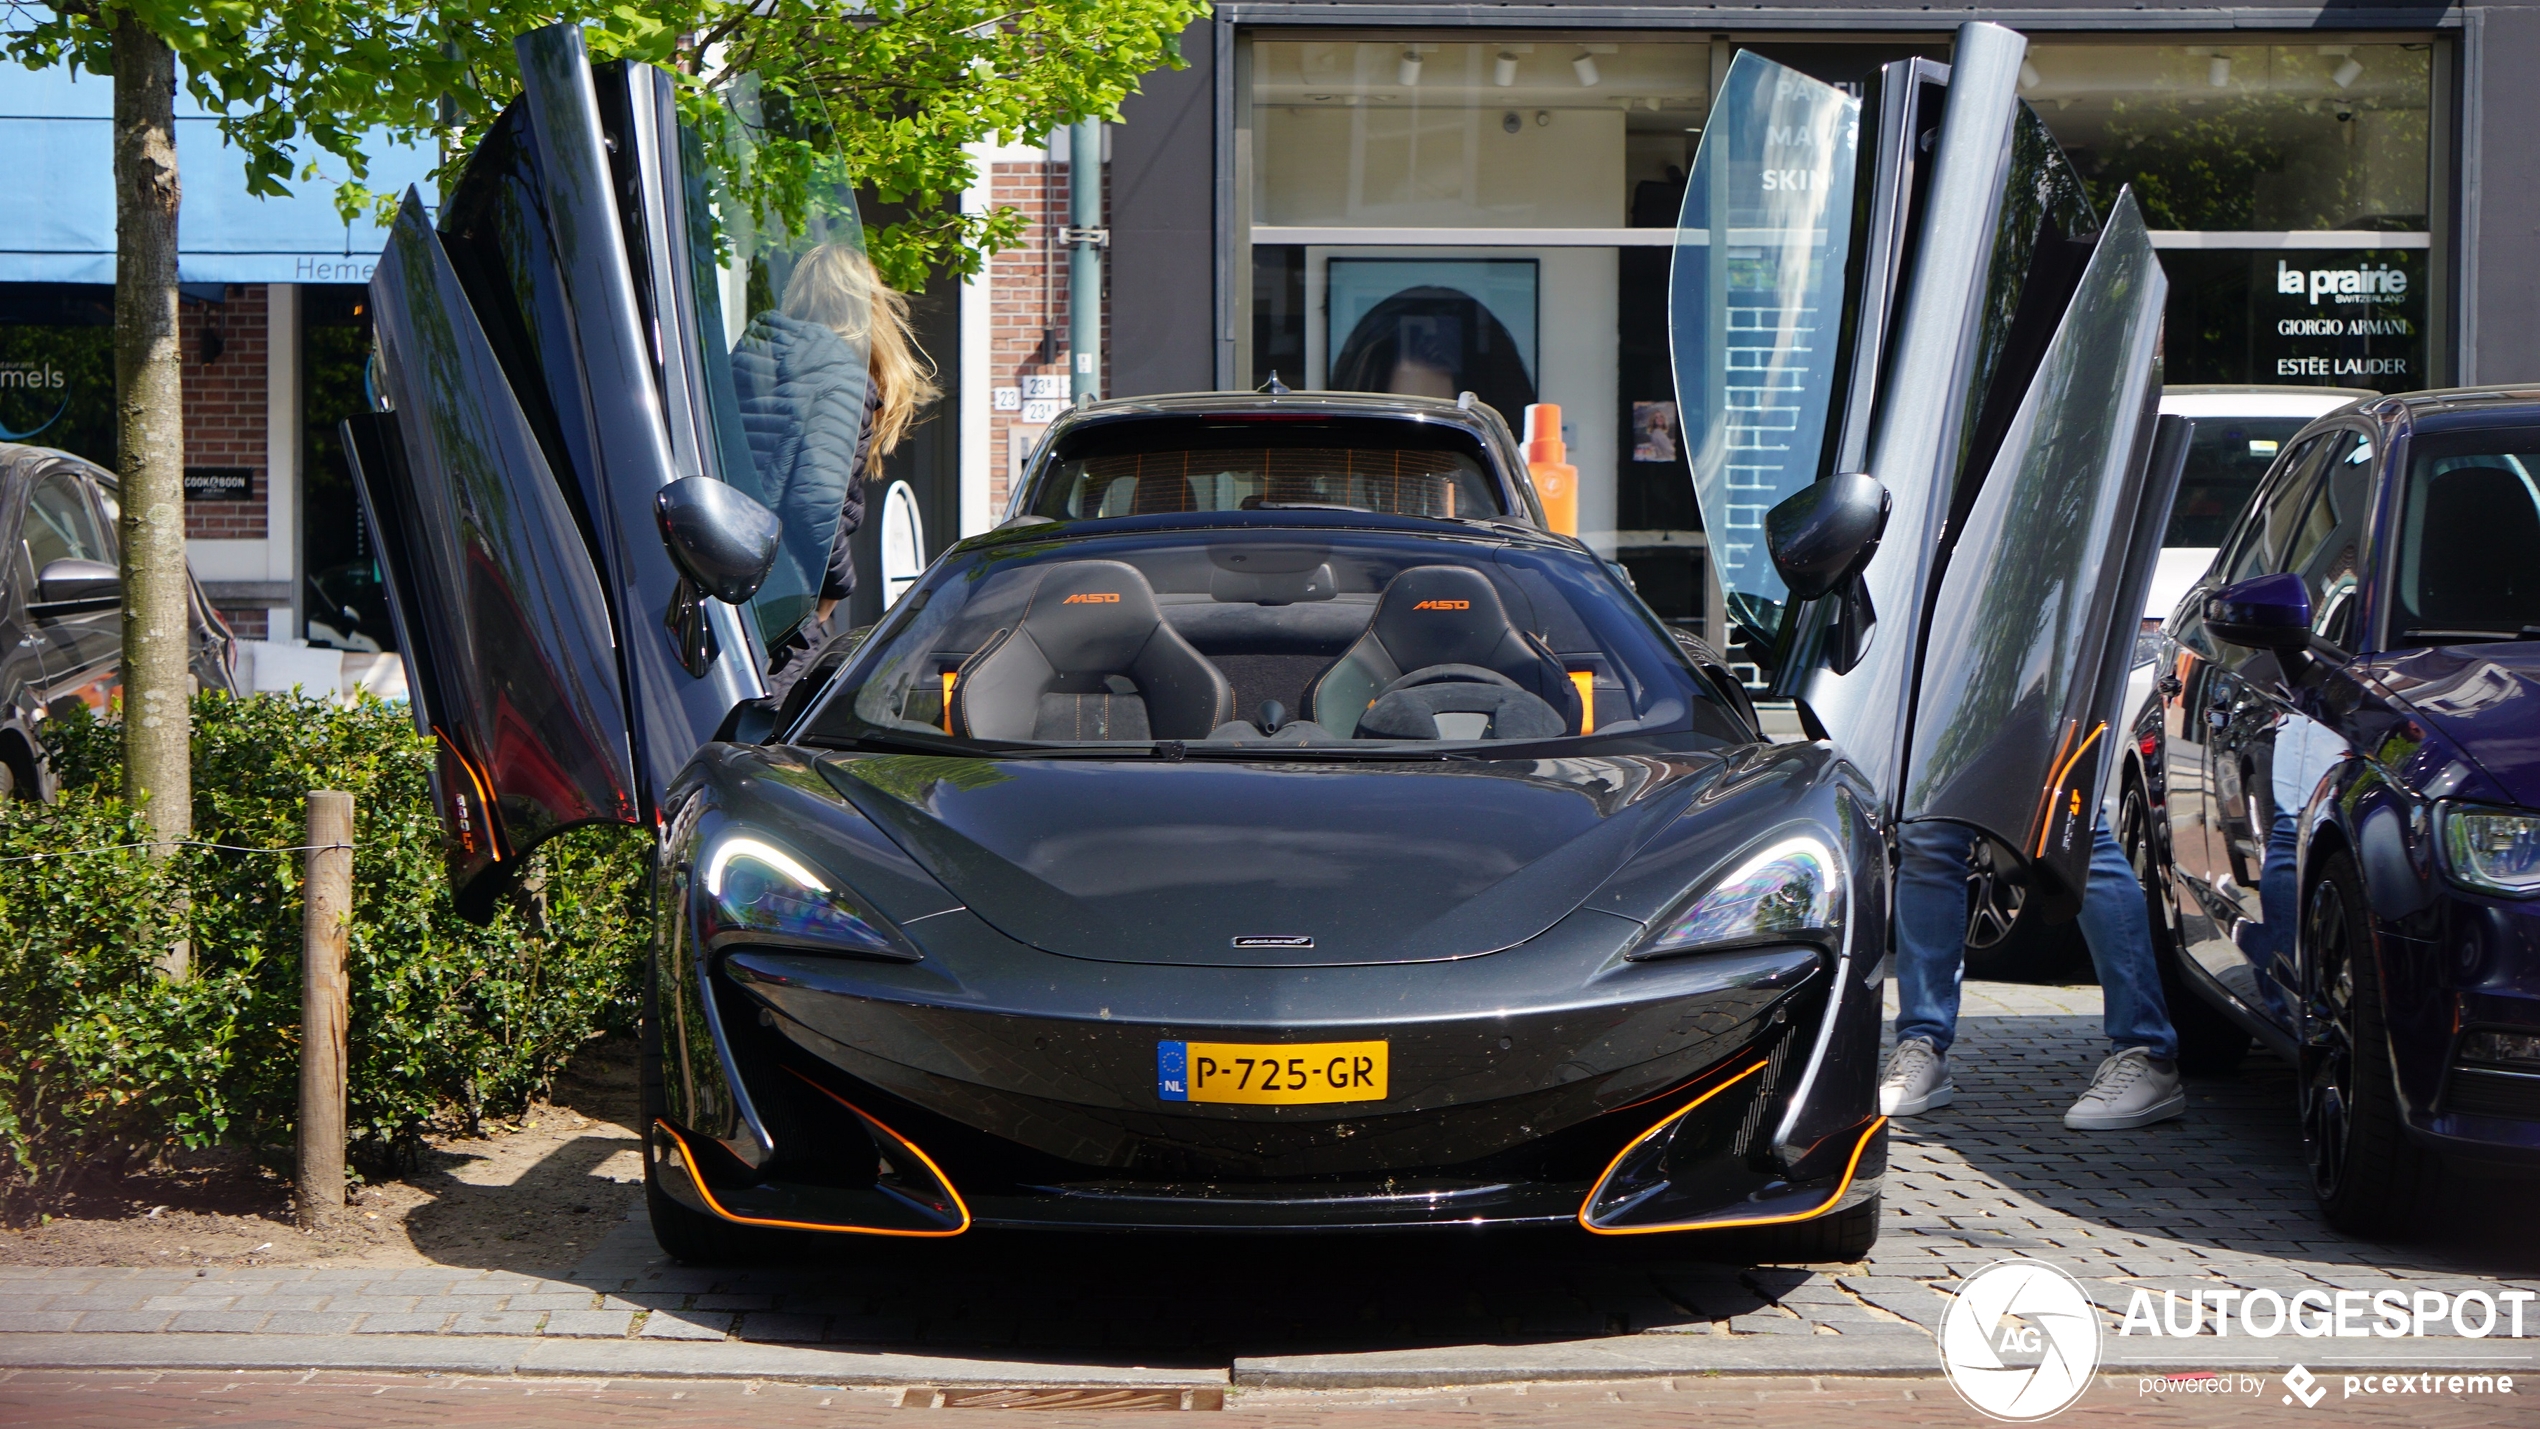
[2438,802,2540,897]
[700,835,916,959]
[1628,833,1845,961]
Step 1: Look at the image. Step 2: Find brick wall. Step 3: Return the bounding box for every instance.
[983,157,1108,517]
[179,284,267,541]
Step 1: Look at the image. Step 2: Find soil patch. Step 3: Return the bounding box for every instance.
[0,1036,646,1273]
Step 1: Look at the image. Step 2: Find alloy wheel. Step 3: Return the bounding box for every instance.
[2298,876,2357,1202]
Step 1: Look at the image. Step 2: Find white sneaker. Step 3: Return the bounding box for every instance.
[1880,1036,1954,1116]
[2063,1047,2187,1131]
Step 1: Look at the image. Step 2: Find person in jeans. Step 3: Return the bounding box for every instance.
[1881,818,2187,1131]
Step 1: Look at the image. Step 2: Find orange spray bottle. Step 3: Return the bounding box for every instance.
[1523,403,1578,537]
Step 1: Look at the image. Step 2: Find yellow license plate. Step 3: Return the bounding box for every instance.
[1156,1040,1387,1105]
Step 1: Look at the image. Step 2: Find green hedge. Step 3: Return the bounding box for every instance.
[0,693,651,1222]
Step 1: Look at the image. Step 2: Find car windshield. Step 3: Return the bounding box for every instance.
[2391,430,2540,646]
[1022,417,1510,523]
[795,527,1746,753]
[2165,416,2311,548]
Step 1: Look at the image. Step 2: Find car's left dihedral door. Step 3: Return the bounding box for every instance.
[352,194,640,915]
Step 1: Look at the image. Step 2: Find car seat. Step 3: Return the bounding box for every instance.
[951,560,1235,741]
[2415,464,2540,630]
[1302,565,1579,737]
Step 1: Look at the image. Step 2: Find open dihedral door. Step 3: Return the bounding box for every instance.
[352,24,872,914]
[1669,21,2180,910]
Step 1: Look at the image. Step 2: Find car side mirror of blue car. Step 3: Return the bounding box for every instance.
[2206,572,2312,652]
[656,476,783,605]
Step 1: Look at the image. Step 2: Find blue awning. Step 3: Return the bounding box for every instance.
[0,65,436,285]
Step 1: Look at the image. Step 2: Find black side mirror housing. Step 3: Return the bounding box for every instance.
[655,476,782,605]
[37,557,120,605]
[1765,472,1890,601]
[2205,572,2312,651]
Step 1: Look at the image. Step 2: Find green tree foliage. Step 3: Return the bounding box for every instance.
[0,695,647,1221]
[4,0,1208,285]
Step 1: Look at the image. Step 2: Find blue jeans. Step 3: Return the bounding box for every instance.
[1892,819,2178,1061]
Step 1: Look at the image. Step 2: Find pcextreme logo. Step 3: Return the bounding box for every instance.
[1411,599,1471,611]
[1060,592,1121,604]
[1939,1259,2103,1421]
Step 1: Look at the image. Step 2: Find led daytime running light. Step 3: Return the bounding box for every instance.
[701,835,907,957]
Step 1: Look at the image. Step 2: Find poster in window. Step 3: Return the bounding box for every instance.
[1325,259,1537,427]
[1632,401,1679,462]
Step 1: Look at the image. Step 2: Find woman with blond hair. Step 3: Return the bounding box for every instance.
[730,240,938,659]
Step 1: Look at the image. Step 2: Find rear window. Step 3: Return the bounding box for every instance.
[1022,418,1509,522]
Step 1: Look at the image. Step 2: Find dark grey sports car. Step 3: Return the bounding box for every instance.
[348,23,2176,1261]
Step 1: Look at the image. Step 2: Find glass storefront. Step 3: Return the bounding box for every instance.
[1239,30,2446,651]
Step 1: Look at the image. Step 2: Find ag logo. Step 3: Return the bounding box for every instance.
[1939,1259,2102,1421]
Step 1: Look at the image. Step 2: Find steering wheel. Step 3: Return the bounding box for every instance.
[1377,663,1522,697]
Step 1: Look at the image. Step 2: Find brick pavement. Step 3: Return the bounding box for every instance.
[2,980,2536,1387]
[0,1368,2530,1428]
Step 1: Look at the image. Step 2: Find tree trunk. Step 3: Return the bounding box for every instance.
[112,18,192,977]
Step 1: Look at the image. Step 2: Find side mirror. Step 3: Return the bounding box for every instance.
[37,557,119,605]
[2205,572,2312,651]
[655,477,782,605]
[1765,472,1890,601]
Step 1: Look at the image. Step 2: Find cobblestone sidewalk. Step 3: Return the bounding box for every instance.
[1,980,2535,1383]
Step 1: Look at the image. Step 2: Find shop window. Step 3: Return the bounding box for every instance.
[2025,42,2430,232]
[1251,41,1710,230]
[302,284,394,653]
[2025,40,2436,392]
[0,284,115,469]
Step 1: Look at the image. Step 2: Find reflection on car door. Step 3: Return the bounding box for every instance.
[20,460,122,716]
[2161,434,2326,954]
[2206,428,2371,1024]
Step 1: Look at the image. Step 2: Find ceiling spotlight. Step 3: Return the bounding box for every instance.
[2331,56,2365,89]
[1398,50,1423,87]
[1573,52,1600,87]
[2208,55,2232,87]
[1494,51,1519,87]
[2019,61,2042,91]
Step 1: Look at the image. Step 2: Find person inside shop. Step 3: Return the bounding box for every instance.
[729,240,939,683]
[1880,817,2188,1132]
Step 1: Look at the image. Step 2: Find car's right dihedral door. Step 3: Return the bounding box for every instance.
[1669,22,2181,907]
[1898,195,2173,906]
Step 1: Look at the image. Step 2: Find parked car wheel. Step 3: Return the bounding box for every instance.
[2299,850,2440,1238]
[2121,780,2249,1074]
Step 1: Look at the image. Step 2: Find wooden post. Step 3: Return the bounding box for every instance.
[297,790,355,1230]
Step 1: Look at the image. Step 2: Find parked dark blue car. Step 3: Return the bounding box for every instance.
[2123,387,2540,1235]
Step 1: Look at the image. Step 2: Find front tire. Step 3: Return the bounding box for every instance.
[2300,851,2439,1238]
[2121,781,2249,1075]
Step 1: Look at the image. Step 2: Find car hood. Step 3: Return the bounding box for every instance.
[2371,644,2540,808]
[815,752,1716,966]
